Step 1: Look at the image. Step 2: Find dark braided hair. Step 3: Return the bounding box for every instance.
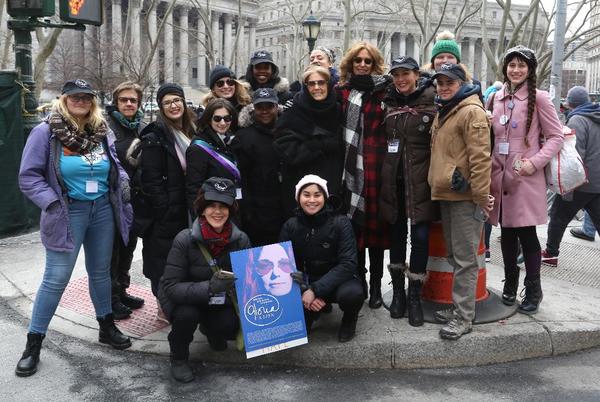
[502,46,538,147]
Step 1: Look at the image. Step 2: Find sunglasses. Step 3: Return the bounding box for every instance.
[353,57,373,65]
[212,115,233,123]
[69,94,93,103]
[215,79,236,88]
[118,97,139,104]
[306,79,327,88]
[256,258,294,276]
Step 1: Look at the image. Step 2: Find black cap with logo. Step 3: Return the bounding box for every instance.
[201,177,236,206]
[62,79,96,96]
[252,88,278,105]
[389,56,420,73]
[250,50,275,66]
[431,63,467,82]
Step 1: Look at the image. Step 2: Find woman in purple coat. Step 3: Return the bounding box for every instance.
[487,47,564,314]
[16,80,133,377]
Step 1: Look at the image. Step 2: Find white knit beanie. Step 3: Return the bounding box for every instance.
[294,174,329,201]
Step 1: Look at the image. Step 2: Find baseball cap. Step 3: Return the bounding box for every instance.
[202,177,236,206]
[62,79,96,96]
[252,88,278,105]
[432,63,467,82]
[389,56,420,73]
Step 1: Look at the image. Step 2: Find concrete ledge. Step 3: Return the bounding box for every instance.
[545,321,600,356]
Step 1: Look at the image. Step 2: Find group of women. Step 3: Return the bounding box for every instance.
[16,30,565,382]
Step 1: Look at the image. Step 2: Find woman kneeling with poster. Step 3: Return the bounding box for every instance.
[158,177,250,383]
[279,175,364,342]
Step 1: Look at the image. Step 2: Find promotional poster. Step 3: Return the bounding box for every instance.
[230,241,308,358]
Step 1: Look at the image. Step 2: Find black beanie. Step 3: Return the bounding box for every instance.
[209,65,235,89]
[157,83,185,105]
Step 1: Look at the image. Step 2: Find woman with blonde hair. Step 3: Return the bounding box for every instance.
[17,79,133,376]
[336,42,391,308]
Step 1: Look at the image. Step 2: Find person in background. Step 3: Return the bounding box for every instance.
[105,81,146,319]
[158,178,250,383]
[240,50,293,106]
[232,88,284,246]
[290,46,340,94]
[198,65,251,118]
[17,79,133,377]
[571,211,597,241]
[543,86,600,266]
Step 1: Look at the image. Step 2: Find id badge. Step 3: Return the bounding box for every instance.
[236,187,242,200]
[388,140,399,153]
[498,142,509,155]
[209,292,226,305]
[85,180,99,193]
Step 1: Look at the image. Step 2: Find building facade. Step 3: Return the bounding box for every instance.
[586,9,600,95]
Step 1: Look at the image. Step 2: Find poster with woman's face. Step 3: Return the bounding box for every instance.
[231,241,307,358]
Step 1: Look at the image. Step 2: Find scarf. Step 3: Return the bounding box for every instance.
[567,102,600,121]
[110,109,144,130]
[172,129,191,173]
[48,112,108,153]
[200,216,232,257]
[435,83,480,122]
[342,88,366,224]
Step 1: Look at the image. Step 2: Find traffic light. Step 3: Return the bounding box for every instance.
[7,0,55,17]
[59,0,103,26]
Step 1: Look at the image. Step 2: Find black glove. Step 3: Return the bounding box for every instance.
[209,270,236,294]
[290,271,309,293]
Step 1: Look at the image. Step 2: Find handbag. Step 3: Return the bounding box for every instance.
[544,126,588,195]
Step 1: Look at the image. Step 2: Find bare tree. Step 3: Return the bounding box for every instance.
[33,27,64,98]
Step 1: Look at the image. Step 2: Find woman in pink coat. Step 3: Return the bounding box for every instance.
[488,46,564,315]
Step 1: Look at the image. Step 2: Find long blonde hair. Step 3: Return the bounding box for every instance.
[51,94,105,131]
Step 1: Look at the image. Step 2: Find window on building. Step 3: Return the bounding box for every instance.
[518,13,523,19]
[270,11,273,19]
[335,31,341,39]
[192,68,197,79]
[262,38,266,46]
[270,38,273,45]
[492,11,497,19]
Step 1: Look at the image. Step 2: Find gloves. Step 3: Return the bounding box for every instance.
[290,271,309,293]
[209,270,236,294]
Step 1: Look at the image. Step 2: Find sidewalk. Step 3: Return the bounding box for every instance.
[1,223,599,369]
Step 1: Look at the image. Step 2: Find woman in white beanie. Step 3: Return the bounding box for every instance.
[279,175,363,342]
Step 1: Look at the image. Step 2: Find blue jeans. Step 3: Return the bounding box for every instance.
[29,194,115,334]
[582,211,597,237]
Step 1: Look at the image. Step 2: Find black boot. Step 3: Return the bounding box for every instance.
[171,359,194,383]
[15,332,45,377]
[518,278,543,315]
[112,300,132,320]
[338,312,358,342]
[502,265,520,306]
[368,279,383,309]
[121,292,145,309]
[98,313,132,350]
[388,264,406,318]
[407,280,424,327]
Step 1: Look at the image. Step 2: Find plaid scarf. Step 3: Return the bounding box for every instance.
[48,112,107,153]
[342,89,366,224]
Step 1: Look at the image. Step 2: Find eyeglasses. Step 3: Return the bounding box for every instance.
[118,97,139,105]
[212,115,233,123]
[306,80,327,88]
[215,79,236,88]
[161,97,183,107]
[69,94,93,104]
[353,57,373,65]
[256,258,294,276]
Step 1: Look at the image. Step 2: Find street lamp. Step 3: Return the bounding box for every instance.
[302,11,321,53]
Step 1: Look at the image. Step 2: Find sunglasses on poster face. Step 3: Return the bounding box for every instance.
[212,115,233,123]
[353,57,373,65]
[215,79,236,88]
[256,258,294,276]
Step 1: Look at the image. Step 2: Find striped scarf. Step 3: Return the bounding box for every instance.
[342,89,365,224]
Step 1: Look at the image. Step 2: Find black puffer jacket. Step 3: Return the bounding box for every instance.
[279,206,358,299]
[274,88,344,217]
[138,120,189,283]
[186,128,238,216]
[158,219,251,320]
[380,79,439,224]
[231,121,284,246]
[106,108,146,179]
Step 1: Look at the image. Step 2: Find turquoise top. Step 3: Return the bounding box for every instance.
[59,142,110,200]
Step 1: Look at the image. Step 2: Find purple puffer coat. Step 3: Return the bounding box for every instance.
[18,121,133,252]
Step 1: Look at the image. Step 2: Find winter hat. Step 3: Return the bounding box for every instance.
[566,86,590,108]
[209,65,235,89]
[157,83,184,105]
[295,174,329,201]
[430,31,461,64]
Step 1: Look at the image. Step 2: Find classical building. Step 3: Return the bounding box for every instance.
[256,0,542,87]
[561,40,588,97]
[586,10,600,95]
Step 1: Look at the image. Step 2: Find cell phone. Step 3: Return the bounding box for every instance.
[216,270,235,279]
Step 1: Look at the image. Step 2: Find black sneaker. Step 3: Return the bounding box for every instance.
[171,360,194,383]
[207,337,227,351]
[111,301,132,320]
[121,293,145,309]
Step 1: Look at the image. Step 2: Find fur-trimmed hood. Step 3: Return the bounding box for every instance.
[239,76,291,95]
[237,103,285,128]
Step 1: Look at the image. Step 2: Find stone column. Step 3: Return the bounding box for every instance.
[249,21,256,55]
[164,11,174,82]
[112,0,122,74]
[382,33,391,64]
[197,15,207,86]
[223,14,233,67]
[131,0,142,65]
[179,7,190,86]
[212,12,221,65]
[399,33,406,56]
[236,19,247,76]
[480,41,488,87]
[413,35,420,62]
[148,6,159,85]
[468,37,476,74]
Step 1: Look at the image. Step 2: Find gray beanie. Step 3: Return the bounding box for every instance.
[566,86,590,108]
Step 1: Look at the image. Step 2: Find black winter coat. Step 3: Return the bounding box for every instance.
[138,120,189,283]
[231,122,284,246]
[185,128,239,216]
[274,89,344,217]
[158,219,251,320]
[106,109,146,179]
[279,206,358,299]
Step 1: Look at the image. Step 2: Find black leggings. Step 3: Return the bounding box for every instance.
[500,226,541,280]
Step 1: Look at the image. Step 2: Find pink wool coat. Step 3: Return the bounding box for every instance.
[488,84,564,227]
